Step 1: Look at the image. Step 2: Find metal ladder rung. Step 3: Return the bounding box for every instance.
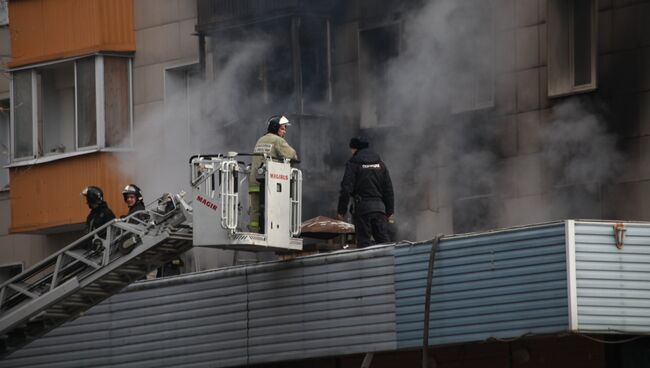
[96,279,127,286]
[41,311,70,319]
[60,300,89,308]
[156,246,178,253]
[79,289,109,297]
[116,267,145,275]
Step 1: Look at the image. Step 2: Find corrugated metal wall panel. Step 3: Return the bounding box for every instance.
[2,247,397,367]
[16,222,648,366]
[8,0,135,68]
[245,247,397,364]
[2,271,250,368]
[394,222,569,349]
[574,221,650,333]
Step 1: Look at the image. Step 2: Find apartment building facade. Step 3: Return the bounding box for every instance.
[0,0,648,296]
[1,0,650,366]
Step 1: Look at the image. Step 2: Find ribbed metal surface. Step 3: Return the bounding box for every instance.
[8,0,135,68]
[2,268,250,368]
[2,247,396,367]
[394,222,569,349]
[574,221,650,333]
[246,247,396,364]
[10,152,131,232]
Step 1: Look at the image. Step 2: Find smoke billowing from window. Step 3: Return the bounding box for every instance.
[369,0,622,238]
[118,0,624,247]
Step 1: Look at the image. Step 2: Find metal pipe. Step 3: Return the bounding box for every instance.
[422,235,443,368]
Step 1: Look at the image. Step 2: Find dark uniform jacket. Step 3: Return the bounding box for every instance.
[126,201,147,223]
[85,202,116,234]
[338,148,394,217]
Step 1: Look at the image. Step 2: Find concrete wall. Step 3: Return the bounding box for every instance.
[0,191,81,275]
[402,0,650,240]
[132,0,233,271]
[0,21,65,273]
[306,0,650,241]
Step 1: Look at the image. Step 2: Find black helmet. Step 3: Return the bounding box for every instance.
[81,186,104,206]
[266,115,290,134]
[122,184,143,202]
[349,136,369,150]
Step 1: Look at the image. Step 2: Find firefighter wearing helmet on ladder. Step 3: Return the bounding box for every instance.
[248,115,298,233]
[122,184,146,222]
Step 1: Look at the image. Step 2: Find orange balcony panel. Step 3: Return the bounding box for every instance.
[9,152,132,233]
[8,0,135,68]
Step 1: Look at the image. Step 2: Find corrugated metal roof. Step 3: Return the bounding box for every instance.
[2,247,397,368]
[574,221,650,334]
[395,222,569,348]
[6,220,650,367]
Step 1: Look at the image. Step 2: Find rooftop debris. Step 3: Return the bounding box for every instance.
[300,216,355,239]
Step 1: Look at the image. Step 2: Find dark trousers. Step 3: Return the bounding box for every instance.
[354,212,391,248]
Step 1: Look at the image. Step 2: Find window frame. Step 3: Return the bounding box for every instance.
[547,0,598,98]
[9,54,133,164]
[0,0,8,27]
[9,69,38,161]
[0,97,10,191]
[357,21,402,128]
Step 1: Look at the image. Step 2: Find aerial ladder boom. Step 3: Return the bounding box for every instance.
[0,193,193,358]
[0,153,304,358]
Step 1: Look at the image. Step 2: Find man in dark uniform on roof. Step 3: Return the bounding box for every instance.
[337,137,394,248]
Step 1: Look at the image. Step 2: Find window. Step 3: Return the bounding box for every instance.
[10,55,133,163]
[449,1,494,113]
[299,17,331,105]
[165,63,203,151]
[548,0,597,97]
[0,0,7,27]
[38,61,75,155]
[0,99,9,190]
[12,70,33,160]
[211,16,331,114]
[359,23,400,128]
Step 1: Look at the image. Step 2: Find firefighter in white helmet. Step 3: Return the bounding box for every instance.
[248,115,298,233]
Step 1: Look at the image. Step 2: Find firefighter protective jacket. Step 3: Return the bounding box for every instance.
[124,201,147,223]
[85,202,116,233]
[248,133,298,192]
[337,148,394,217]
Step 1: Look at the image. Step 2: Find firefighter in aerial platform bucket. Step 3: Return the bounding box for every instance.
[248,115,298,233]
[337,137,394,248]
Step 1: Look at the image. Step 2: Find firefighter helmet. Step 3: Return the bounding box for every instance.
[266,115,291,134]
[122,184,143,202]
[81,186,104,206]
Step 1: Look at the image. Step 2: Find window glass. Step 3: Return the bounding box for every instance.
[13,70,33,159]
[104,57,131,148]
[11,56,133,161]
[40,61,75,155]
[0,99,9,190]
[77,57,97,148]
[299,17,329,104]
[359,24,400,128]
[573,0,592,86]
[548,0,596,97]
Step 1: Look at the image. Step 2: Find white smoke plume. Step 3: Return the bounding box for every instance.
[368,0,623,236]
